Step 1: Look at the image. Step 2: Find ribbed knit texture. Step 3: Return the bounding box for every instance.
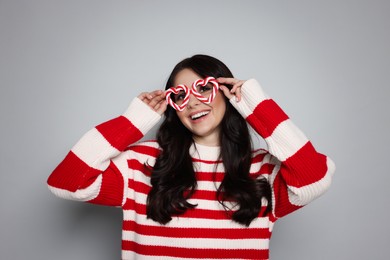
[47,79,335,259]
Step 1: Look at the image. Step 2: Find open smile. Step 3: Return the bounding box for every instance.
[189,110,211,122]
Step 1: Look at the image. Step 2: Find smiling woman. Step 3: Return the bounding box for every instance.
[172,70,227,146]
[47,54,335,260]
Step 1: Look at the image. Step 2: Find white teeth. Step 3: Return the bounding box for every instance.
[191,111,210,120]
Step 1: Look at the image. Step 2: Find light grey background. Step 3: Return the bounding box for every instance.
[1,0,389,259]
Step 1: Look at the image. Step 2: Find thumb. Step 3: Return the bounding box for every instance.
[155,99,168,115]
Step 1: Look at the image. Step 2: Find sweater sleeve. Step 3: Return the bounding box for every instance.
[230,79,335,219]
[47,98,161,207]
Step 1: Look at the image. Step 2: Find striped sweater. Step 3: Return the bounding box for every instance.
[47,79,335,260]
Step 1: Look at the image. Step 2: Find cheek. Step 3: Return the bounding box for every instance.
[176,111,187,124]
[213,93,227,113]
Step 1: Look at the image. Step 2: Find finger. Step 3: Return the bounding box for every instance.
[150,90,164,96]
[147,90,164,101]
[138,90,164,103]
[219,85,234,99]
[217,77,241,86]
[235,87,242,102]
[139,93,156,103]
[148,92,165,108]
[138,92,150,101]
[155,99,168,115]
[230,84,239,94]
[152,90,165,97]
[230,80,245,93]
[217,77,234,84]
[153,99,161,111]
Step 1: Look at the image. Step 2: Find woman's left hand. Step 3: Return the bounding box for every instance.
[217,77,246,102]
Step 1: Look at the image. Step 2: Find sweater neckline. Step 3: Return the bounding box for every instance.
[189,142,221,161]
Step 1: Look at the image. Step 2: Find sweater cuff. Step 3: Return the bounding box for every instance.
[229,96,252,119]
[240,79,270,111]
[122,97,161,135]
[229,79,270,118]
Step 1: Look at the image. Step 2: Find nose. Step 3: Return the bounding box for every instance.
[186,93,201,109]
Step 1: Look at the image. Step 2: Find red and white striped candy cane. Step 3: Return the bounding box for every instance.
[191,77,219,104]
[165,84,190,111]
[165,77,219,111]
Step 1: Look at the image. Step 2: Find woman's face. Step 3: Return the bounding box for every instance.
[173,69,226,146]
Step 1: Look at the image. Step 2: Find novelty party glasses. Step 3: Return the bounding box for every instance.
[165,77,219,111]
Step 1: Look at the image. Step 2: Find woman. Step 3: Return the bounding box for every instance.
[47,54,335,259]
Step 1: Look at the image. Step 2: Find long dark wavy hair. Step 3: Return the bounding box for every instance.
[146,54,272,226]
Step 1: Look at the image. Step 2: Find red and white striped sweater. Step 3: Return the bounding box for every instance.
[47,79,335,260]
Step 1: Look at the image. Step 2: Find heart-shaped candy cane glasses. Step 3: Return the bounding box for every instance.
[165,77,219,111]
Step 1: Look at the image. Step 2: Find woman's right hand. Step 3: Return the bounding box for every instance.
[138,90,167,115]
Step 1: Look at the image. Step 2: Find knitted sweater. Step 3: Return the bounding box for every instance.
[47,79,335,260]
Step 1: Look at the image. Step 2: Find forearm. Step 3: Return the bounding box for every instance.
[47,98,161,204]
[231,79,335,216]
